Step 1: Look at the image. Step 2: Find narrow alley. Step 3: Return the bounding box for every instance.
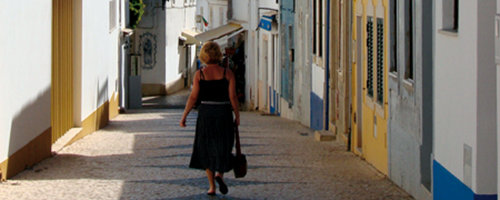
[0,107,411,199]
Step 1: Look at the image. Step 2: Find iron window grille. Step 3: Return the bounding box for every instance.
[366,17,374,98]
[376,18,384,104]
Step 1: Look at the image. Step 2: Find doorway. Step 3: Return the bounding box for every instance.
[51,0,74,143]
[356,15,363,152]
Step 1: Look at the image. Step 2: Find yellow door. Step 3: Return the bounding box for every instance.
[51,0,74,144]
[360,0,388,175]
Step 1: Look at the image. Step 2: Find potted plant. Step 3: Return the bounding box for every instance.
[129,0,146,29]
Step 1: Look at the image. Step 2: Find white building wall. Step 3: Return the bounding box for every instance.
[246,0,259,110]
[498,52,500,198]
[0,1,52,162]
[434,0,497,195]
[135,1,166,85]
[196,0,209,31]
[165,5,197,85]
[134,0,196,94]
[232,0,249,22]
[497,0,500,195]
[312,65,324,97]
[476,1,497,194]
[81,0,120,119]
[197,0,227,31]
[434,0,478,183]
[259,1,279,9]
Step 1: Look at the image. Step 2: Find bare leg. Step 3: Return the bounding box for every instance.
[215,172,224,179]
[205,169,216,193]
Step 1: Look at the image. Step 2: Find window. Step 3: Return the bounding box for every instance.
[442,0,459,31]
[313,0,324,58]
[453,0,458,30]
[313,0,317,54]
[366,17,374,97]
[281,23,286,69]
[390,0,397,73]
[405,0,414,80]
[289,25,294,62]
[318,0,323,57]
[376,18,384,103]
[109,0,117,32]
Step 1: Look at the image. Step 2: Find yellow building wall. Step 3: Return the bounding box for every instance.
[352,0,389,175]
[351,0,361,156]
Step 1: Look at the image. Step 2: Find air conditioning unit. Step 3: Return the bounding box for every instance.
[196,15,202,23]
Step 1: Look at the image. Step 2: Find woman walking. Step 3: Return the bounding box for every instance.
[179,41,240,196]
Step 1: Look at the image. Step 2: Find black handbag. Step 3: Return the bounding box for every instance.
[233,124,247,178]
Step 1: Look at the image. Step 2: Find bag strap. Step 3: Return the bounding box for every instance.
[235,123,241,156]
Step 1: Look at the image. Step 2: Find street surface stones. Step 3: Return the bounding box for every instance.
[0,109,413,200]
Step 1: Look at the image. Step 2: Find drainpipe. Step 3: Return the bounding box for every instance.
[325,0,330,131]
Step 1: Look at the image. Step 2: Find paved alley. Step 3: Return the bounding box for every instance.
[0,109,413,200]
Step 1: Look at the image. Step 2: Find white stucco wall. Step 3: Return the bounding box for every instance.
[497,0,500,194]
[80,0,120,119]
[475,1,497,194]
[135,0,196,89]
[196,0,209,31]
[312,64,325,97]
[232,0,249,22]
[135,1,166,85]
[197,0,227,31]
[165,5,197,85]
[434,0,478,184]
[434,0,497,194]
[259,1,279,10]
[496,5,500,196]
[0,1,52,162]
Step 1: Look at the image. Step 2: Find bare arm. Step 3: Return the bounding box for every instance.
[227,70,240,126]
[180,70,201,127]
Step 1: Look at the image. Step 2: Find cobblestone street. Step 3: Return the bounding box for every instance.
[0,108,413,199]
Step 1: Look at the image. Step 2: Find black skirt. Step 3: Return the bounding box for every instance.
[189,104,234,173]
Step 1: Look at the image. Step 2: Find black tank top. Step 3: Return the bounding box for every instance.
[198,68,230,102]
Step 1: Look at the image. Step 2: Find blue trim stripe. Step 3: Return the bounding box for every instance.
[262,15,275,20]
[269,86,275,114]
[433,160,497,200]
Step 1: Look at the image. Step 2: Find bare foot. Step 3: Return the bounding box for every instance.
[207,188,216,196]
[215,176,228,194]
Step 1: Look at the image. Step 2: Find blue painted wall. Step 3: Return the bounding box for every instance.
[433,160,497,200]
[311,92,324,130]
[280,0,295,104]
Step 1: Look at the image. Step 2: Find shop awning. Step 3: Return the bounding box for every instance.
[195,22,243,42]
[181,29,202,45]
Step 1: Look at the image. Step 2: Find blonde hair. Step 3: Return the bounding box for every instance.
[199,42,223,65]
